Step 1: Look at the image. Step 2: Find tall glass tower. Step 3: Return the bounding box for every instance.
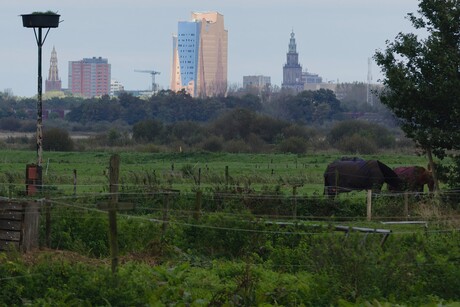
[171,12,228,97]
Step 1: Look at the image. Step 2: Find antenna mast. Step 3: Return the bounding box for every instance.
[367,57,373,106]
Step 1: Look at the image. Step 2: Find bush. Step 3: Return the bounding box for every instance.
[277,137,307,154]
[0,117,21,131]
[223,139,250,153]
[327,120,395,151]
[42,127,74,151]
[201,136,223,152]
[336,133,378,154]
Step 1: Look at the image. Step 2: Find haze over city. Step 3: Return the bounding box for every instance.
[2,0,420,97]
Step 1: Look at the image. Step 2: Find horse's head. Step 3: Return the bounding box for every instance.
[425,169,435,192]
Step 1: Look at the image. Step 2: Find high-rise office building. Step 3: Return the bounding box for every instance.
[171,12,228,97]
[282,31,304,92]
[45,46,62,92]
[68,57,111,98]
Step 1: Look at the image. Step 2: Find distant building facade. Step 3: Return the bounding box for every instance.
[110,79,124,96]
[303,71,322,84]
[243,75,271,90]
[171,12,228,97]
[45,46,62,92]
[68,57,111,98]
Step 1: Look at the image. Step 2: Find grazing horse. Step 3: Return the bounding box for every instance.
[393,166,434,192]
[324,159,402,196]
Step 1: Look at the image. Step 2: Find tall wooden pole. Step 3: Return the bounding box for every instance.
[36,27,43,168]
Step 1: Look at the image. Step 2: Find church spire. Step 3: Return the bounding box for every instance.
[288,30,297,53]
[47,46,60,82]
[45,46,62,92]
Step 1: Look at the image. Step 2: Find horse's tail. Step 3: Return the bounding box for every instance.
[377,161,402,190]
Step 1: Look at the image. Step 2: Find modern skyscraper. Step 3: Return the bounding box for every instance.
[45,46,62,92]
[68,57,111,98]
[282,31,304,92]
[171,12,228,97]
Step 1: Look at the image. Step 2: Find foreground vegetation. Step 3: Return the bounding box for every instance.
[0,150,458,305]
[1,200,459,306]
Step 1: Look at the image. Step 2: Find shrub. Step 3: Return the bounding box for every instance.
[0,117,21,131]
[42,127,74,151]
[223,139,250,153]
[327,120,395,150]
[336,133,378,154]
[201,136,223,152]
[277,137,307,154]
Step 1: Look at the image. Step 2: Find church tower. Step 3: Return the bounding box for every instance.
[282,31,304,92]
[45,46,62,92]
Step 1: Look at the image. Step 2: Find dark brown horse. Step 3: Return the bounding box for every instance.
[324,159,402,196]
[393,166,434,192]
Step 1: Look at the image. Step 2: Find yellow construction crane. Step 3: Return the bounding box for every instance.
[134,69,161,92]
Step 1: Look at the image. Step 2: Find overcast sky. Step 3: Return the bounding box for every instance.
[2,0,421,97]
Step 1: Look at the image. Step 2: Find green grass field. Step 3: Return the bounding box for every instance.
[0,149,432,197]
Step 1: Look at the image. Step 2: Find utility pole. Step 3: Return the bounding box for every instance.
[21,12,60,189]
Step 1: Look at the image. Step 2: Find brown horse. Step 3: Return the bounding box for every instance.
[393,166,434,192]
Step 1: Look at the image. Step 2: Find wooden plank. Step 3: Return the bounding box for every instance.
[0,202,24,211]
[0,231,21,241]
[0,240,20,251]
[0,211,23,220]
[0,220,22,231]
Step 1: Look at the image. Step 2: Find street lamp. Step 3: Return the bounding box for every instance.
[21,12,60,193]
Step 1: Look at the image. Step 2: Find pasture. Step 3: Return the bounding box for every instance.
[0,149,432,197]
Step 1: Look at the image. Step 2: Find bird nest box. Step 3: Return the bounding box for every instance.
[21,12,60,28]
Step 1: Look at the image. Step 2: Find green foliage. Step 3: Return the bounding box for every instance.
[336,134,378,154]
[277,136,308,154]
[327,120,395,152]
[374,0,460,159]
[132,119,164,143]
[43,127,74,151]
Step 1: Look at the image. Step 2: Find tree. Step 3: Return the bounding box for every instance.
[132,119,164,143]
[374,0,460,190]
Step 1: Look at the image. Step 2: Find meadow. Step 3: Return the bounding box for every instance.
[0,149,432,197]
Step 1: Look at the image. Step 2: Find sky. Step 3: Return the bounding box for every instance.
[1,0,422,97]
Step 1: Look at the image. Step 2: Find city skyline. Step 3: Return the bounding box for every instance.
[2,0,421,97]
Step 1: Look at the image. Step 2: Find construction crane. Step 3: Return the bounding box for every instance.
[134,69,161,92]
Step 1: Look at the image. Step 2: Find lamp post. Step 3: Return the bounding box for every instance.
[21,12,60,191]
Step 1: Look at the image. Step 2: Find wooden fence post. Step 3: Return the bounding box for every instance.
[366,190,372,221]
[225,166,229,188]
[292,186,297,220]
[162,191,170,236]
[404,192,409,220]
[109,154,120,274]
[22,201,40,252]
[45,199,51,248]
[73,169,77,196]
[194,190,202,220]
